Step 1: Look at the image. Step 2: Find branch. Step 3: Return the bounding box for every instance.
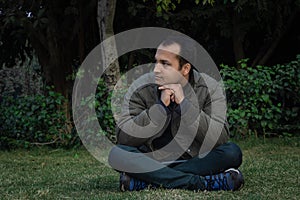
[252,10,298,66]
[69,0,97,44]
[259,11,297,65]
[30,138,59,146]
[22,19,49,55]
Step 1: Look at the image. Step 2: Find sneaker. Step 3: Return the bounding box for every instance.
[204,168,244,191]
[119,172,148,191]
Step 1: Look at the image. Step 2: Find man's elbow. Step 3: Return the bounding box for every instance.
[117,132,146,147]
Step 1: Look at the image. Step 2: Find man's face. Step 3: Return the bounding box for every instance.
[154,43,186,86]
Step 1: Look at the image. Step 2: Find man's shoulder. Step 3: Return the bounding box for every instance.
[193,70,220,89]
[126,72,157,98]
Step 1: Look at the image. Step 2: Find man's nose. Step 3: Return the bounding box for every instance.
[154,63,161,73]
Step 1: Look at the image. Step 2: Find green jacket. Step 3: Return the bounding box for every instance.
[116,70,229,160]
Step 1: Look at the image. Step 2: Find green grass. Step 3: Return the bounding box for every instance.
[0,137,299,200]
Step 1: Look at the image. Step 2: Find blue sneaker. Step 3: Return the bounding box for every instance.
[119,172,149,191]
[204,168,244,191]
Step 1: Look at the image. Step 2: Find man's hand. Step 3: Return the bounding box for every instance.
[159,84,185,106]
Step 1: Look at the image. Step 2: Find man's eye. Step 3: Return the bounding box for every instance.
[155,60,170,67]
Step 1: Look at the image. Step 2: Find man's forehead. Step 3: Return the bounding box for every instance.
[157,43,181,55]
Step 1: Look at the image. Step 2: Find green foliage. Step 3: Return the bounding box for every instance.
[93,77,128,143]
[94,79,116,142]
[0,87,74,149]
[78,77,125,143]
[221,55,300,137]
[142,0,214,16]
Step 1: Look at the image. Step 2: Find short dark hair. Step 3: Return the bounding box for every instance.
[160,35,197,70]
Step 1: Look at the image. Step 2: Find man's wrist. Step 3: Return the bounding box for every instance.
[157,99,171,114]
[177,97,184,104]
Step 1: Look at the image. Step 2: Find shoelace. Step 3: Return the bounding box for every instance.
[205,173,231,191]
[131,178,147,191]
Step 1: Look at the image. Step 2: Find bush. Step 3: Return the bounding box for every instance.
[94,55,300,140]
[0,87,73,149]
[92,77,126,143]
[76,78,120,144]
[220,55,300,137]
[95,79,116,142]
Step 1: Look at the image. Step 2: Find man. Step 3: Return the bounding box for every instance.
[108,35,244,192]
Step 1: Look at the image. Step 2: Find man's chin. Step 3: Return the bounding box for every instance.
[155,80,163,86]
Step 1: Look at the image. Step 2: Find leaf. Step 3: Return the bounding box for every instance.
[40,18,49,24]
[163,14,169,20]
[157,5,162,13]
[261,121,267,128]
[261,94,269,103]
[33,20,38,28]
[37,8,46,18]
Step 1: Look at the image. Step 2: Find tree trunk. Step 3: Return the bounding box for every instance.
[97,0,120,91]
[25,0,90,135]
[232,11,246,67]
[29,26,73,134]
[252,10,297,67]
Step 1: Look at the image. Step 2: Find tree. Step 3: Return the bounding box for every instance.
[0,0,99,97]
[225,0,300,66]
[138,0,300,66]
[0,0,102,127]
[97,0,120,91]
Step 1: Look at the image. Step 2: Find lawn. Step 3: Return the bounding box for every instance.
[0,137,299,200]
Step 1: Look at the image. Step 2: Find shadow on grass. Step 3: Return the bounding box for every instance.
[86,177,119,191]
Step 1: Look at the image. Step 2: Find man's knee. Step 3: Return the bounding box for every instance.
[108,145,139,170]
[224,142,243,168]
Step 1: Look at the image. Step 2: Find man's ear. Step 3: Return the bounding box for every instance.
[182,63,191,76]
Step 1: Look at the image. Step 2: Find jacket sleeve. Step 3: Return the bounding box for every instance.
[174,74,229,152]
[116,87,171,147]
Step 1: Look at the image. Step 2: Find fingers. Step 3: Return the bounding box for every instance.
[158,86,167,90]
[160,89,172,106]
[158,84,173,90]
[158,86,175,94]
[159,84,184,104]
[170,93,175,102]
[158,84,180,91]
